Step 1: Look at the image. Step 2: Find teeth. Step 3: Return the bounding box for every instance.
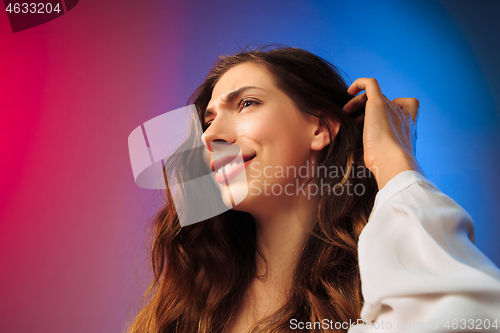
[215,160,243,173]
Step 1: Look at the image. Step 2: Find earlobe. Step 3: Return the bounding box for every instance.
[311,118,340,151]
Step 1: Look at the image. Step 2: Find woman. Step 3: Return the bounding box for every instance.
[126,47,500,332]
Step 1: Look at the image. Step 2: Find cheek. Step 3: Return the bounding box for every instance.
[269,120,311,158]
[238,104,313,168]
[251,122,311,170]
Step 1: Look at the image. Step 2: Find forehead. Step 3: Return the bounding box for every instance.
[210,62,276,101]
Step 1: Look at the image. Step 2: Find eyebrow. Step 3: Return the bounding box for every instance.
[204,86,265,118]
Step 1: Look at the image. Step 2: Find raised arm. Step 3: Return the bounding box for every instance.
[343,79,500,331]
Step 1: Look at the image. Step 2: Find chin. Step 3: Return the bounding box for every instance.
[217,176,249,209]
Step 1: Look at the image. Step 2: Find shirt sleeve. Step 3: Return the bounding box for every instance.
[348,170,500,332]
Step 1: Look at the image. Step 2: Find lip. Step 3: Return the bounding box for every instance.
[214,157,255,184]
[211,154,256,173]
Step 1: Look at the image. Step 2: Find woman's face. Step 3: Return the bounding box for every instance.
[202,62,328,214]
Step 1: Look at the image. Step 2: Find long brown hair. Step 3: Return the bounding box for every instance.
[126,46,378,332]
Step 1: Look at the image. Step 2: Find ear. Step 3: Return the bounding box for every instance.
[310,116,340,151]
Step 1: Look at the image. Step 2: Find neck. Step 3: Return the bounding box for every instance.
[230,179,320,330]
[251,183,319,287]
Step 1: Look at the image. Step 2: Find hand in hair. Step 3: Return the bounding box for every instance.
[343,78,423,190]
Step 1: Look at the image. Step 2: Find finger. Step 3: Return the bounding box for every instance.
[347,78,384,104]
[343,92,367,113]
[392,97,420,122]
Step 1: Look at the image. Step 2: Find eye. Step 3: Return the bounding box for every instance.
[239,98,259,111]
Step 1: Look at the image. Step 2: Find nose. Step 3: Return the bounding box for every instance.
[201,113,236,152]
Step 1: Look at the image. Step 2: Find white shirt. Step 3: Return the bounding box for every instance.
[349,171,500,332]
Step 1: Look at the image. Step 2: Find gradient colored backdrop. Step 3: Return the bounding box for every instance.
[1,1,499,332]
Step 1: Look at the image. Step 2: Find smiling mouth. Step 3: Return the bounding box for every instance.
[214,155,255,173]
[212,154,256,173]
[213,155,256,184]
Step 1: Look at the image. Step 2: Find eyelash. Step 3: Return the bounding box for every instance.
[204,98,260,128]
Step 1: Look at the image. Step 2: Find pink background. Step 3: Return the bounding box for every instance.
[1,1,499,332]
